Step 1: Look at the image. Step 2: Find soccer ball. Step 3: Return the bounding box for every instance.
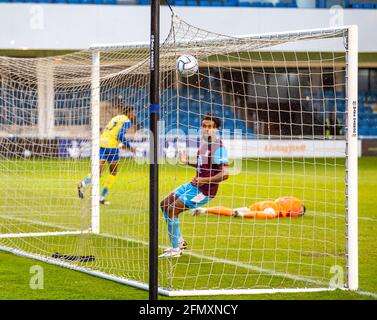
[176,54,198,77]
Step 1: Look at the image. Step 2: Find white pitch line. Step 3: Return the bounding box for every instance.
[0,230,88,239]
[0,215,79,232]
[358,216,377,222]
[312,213,377,223]
[98,231,327,287]
[0,215,327,286]
[356,290,377,299]
[2,216,376,297]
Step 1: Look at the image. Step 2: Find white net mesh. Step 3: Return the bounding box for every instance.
[0,14,352,295]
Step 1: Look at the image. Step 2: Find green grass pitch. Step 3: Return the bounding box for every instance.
[0,156,376,300]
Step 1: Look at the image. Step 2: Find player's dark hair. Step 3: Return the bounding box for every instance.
[202,113,221,128]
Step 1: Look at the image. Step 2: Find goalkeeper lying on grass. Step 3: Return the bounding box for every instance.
[190,196,306,219]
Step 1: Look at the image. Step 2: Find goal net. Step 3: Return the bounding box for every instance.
[0,14,358,296]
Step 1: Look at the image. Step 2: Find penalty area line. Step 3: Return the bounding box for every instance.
[98,232,328,288]
[0,217,355,291]
[356,290,377,299]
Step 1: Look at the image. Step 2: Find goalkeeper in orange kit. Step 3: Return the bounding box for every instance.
[190,196,306,219]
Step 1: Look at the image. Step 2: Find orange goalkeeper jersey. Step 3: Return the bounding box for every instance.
[248,196,304,218]
[275,196,304,217]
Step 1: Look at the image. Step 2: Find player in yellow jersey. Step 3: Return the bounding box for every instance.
[78,104,136,205]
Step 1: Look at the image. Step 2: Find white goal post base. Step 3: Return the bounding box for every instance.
[162,287,339,297]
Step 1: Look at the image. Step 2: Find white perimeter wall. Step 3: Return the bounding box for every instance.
[0,4,376,51]
[222,139,362,158]
[64,138,362,158]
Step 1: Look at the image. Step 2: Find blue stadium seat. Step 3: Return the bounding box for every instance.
[250,1,262,6]
[364,106,373,114]
[247,127,254,134]
[190,104,200,112]
[239,1,252,6]
[138,0,150,4]
[367,92,377,102]
[188,122,200,130]
[211,110,222,117]
[180,104,190,111]
[187,0,197,5]
[359,119,369,128]
[362,3,374,9]
[235,120,247,131]
[247,1,274,7]
[175,0,187,5]
[199,0,210,4]
[211,1,224,6]
[224,107,235,117]
[224,119,235,129]
[224,0,238,6]
[335,91,346,99]
[286,1,297,7]
[324,90,335,98]
[336,104,346,113]
[275,2,288,7]
[369,128,377,135]
[260,1,273,7]
[32,0,52,3]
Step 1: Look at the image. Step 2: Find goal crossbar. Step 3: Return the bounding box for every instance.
[90,24,352,52]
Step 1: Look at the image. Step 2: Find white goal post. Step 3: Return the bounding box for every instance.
[0,15,358,296]
[346,25,358,291]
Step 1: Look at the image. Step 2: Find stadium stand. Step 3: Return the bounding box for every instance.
[0,0,376,135]
[0,0,376,8]
[2,85,377,136]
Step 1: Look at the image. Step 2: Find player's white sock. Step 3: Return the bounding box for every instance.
[189,207,206,216]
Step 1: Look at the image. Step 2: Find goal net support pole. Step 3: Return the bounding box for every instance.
[149,0,160,301]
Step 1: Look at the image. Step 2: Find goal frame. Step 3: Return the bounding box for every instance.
[0,24,358,297]
[90,24,361,296]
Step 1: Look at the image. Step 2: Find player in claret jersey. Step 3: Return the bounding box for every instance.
[159,114,229,258]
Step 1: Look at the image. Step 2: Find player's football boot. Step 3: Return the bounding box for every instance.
[99,199,110,205]
[159,248,182,259]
